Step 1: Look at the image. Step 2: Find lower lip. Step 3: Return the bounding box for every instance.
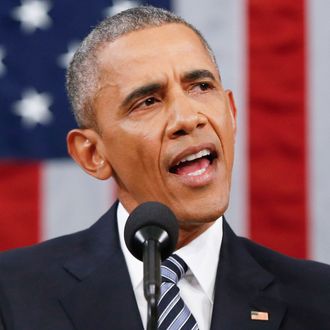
[169,159,218,188]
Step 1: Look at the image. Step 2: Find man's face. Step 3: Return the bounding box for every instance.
[93,23,236,228]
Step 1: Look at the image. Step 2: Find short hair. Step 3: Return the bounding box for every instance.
[66,6,217,129]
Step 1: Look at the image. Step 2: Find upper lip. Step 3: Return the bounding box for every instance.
[168,143,218,171]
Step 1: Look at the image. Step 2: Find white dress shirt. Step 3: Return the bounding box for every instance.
[117,203,223,330]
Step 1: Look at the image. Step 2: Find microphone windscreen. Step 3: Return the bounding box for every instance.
[124,201,179,260]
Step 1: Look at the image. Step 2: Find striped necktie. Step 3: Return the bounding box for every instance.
[157,254,199,330]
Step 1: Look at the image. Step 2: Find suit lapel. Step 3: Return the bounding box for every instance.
[58,202,143,330]
[211,219,287,330]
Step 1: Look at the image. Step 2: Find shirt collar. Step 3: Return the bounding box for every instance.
[175,218,222,303]
[117,202,223,303]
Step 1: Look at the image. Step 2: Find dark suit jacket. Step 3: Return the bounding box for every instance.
[0,202,329,330]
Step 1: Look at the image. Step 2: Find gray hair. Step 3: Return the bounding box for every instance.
[66,5,217,129]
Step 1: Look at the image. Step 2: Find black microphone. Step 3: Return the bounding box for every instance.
[124,201,179,330]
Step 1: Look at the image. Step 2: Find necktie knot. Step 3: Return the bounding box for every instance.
[161,254,188,284]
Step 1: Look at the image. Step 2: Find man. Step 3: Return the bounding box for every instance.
[0,6,329,330]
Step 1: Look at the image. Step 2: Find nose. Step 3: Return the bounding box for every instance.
[166,94,207,139]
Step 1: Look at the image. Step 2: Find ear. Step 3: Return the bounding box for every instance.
[225,89,237,138]
[67,128,112,180]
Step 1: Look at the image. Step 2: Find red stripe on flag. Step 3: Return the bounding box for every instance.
[248,1,307,258]
[0,162,40,251]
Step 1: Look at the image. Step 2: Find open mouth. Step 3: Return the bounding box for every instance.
[169,148,217,176]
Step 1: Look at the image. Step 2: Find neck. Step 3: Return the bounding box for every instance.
[176,222,214,249]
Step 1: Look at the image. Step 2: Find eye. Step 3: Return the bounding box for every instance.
[129,96,160,114]
[190,81,214,94]
[198,82,211,91]
[144,97,157,106]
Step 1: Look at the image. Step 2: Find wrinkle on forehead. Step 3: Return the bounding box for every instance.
[97,24,216,69]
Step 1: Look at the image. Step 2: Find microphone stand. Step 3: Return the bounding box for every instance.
[143,239,160,330]
[126,204,176,330]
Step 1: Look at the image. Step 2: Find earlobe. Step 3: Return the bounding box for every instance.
[66,129,112,180]
[225,90,237,137]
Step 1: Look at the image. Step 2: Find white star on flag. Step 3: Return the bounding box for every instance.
[103,0,140,17]
[12,88,53,128]
[57,41,80,69]
[0,46,6,77]
[11,0,52,34]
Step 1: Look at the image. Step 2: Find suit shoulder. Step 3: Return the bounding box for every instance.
[0,228,88,272]
[239,237,330,288]
[0,203,117,277]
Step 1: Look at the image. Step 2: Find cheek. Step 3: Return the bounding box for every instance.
[118,113,167,154]
[105,124,162,174]
[207,108,235,165]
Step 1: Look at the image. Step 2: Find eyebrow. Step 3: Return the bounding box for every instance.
[181,69,217,83]
[121,83,162,108]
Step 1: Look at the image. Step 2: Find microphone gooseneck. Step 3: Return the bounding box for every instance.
[124,201,179,330]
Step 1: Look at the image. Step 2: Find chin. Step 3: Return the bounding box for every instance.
[174,194,229,226]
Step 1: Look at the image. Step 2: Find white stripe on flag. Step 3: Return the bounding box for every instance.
[41,160,116,241]
[307,0,330,264]
[174,0,248,236]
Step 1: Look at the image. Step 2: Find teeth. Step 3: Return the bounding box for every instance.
[187,168,207,176]
[176,149,211,165]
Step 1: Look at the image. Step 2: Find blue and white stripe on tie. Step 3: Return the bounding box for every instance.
[157,254,199,330]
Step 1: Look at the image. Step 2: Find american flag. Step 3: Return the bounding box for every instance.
[0,0,329,264]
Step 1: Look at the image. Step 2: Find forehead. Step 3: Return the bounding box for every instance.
[96,23,217,83]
